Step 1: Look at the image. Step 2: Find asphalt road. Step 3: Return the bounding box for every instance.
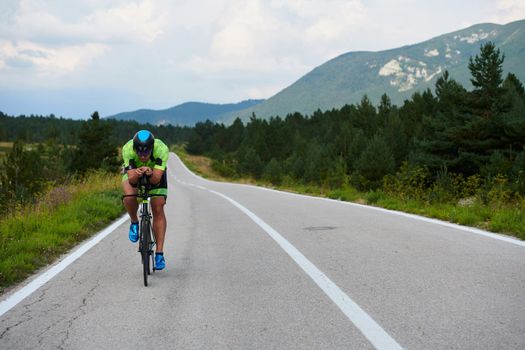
[0,153,524,349]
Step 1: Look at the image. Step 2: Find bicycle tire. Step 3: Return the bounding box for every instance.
[150,229,156,273]
[141,219,150,286]
[150,250,155,274]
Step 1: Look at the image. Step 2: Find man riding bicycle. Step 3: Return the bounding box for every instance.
[122,130,169,270]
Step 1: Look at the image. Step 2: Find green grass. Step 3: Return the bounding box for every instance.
[174,149,525,241]
[0,173,124,293]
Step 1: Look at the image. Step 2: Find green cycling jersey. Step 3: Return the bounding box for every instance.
[122,138,169,171]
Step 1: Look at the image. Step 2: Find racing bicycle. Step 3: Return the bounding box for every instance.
[122,176,164,286]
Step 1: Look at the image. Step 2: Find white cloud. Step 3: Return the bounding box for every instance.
[0,40,107,75]
[191,0,367,80]
[85,1,166,43]
[6,0,166,44]
[492,0,525,23]
[210,2,282,60]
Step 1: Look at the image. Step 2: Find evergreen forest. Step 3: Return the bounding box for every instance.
[0,111,191,214]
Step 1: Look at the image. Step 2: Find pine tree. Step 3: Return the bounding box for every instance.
[468,41,505,117]
[500,74,525,155]
[70,111,118,173]
[352,95,377,137]
[412,71,470,173]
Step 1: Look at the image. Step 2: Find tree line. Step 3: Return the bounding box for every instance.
[186,42,525,203]
[0,112,191,214]
[0,112,191,146]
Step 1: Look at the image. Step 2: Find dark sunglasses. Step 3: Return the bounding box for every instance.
[136,147,152,156]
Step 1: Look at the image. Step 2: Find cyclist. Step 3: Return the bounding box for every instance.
[122,130,169,270]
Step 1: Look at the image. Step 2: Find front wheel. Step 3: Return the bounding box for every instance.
[141,220,150,286]
[150,230,156,273]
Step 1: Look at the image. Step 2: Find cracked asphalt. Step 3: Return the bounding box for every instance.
[0,154,524,349]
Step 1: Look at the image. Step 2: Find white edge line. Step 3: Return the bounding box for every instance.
[0,215,128,317]
[206,188,403,350]
[171,153,525,248]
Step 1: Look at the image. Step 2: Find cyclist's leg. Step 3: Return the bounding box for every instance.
[122,175,139,222]
[151,196,166,252]
[150,170,168,253]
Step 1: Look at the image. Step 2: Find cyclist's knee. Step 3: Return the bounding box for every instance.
[122,180,138,195]
[151,202,165,217]
[152,209,166,220]
[123,196,138,207]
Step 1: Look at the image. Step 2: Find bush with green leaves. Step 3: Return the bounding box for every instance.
[383,162,431,201]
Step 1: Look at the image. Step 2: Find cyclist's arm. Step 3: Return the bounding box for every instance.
[150,168,164,185]
[150,141,169,185]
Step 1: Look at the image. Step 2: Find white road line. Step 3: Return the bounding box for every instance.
[171,153,525,248]
[206,188,403,350]
[0,215,128,317]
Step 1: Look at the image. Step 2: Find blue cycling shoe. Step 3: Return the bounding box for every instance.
[155,253,166,270]
[129,222,139,243]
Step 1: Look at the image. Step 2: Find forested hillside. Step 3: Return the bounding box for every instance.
[186,43,525,209]
[226,19,525,122]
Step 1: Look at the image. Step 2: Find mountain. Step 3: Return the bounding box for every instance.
[224,19,525,123]
[106,99,264,126]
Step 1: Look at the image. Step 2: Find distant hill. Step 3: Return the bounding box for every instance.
[106,99,264,126]
[223,19,525,123]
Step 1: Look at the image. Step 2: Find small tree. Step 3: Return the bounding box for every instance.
[354,133,395,189]
[70,111,119,173]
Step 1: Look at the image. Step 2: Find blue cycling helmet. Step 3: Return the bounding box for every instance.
[133,130,154,156]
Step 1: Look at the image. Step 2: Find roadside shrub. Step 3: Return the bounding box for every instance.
[383,161,431,201]
[365,190,386,204]
[510,150,525,194]
[211,159,237,178]
[486,175,512,207]
[428,168,456,203]
[461,174,483,198]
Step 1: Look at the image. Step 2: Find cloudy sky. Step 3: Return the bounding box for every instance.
[1,0,524,119]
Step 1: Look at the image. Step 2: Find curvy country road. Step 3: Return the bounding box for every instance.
[1,154,524,350]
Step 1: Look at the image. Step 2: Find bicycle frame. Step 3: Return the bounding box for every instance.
[122,176,165,286]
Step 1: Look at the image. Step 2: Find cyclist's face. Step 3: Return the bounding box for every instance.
[138,151,151,162]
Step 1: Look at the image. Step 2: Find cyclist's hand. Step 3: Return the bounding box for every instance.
[136,167,152,177]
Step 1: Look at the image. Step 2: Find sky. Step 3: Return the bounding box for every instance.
[1,0,524,119]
